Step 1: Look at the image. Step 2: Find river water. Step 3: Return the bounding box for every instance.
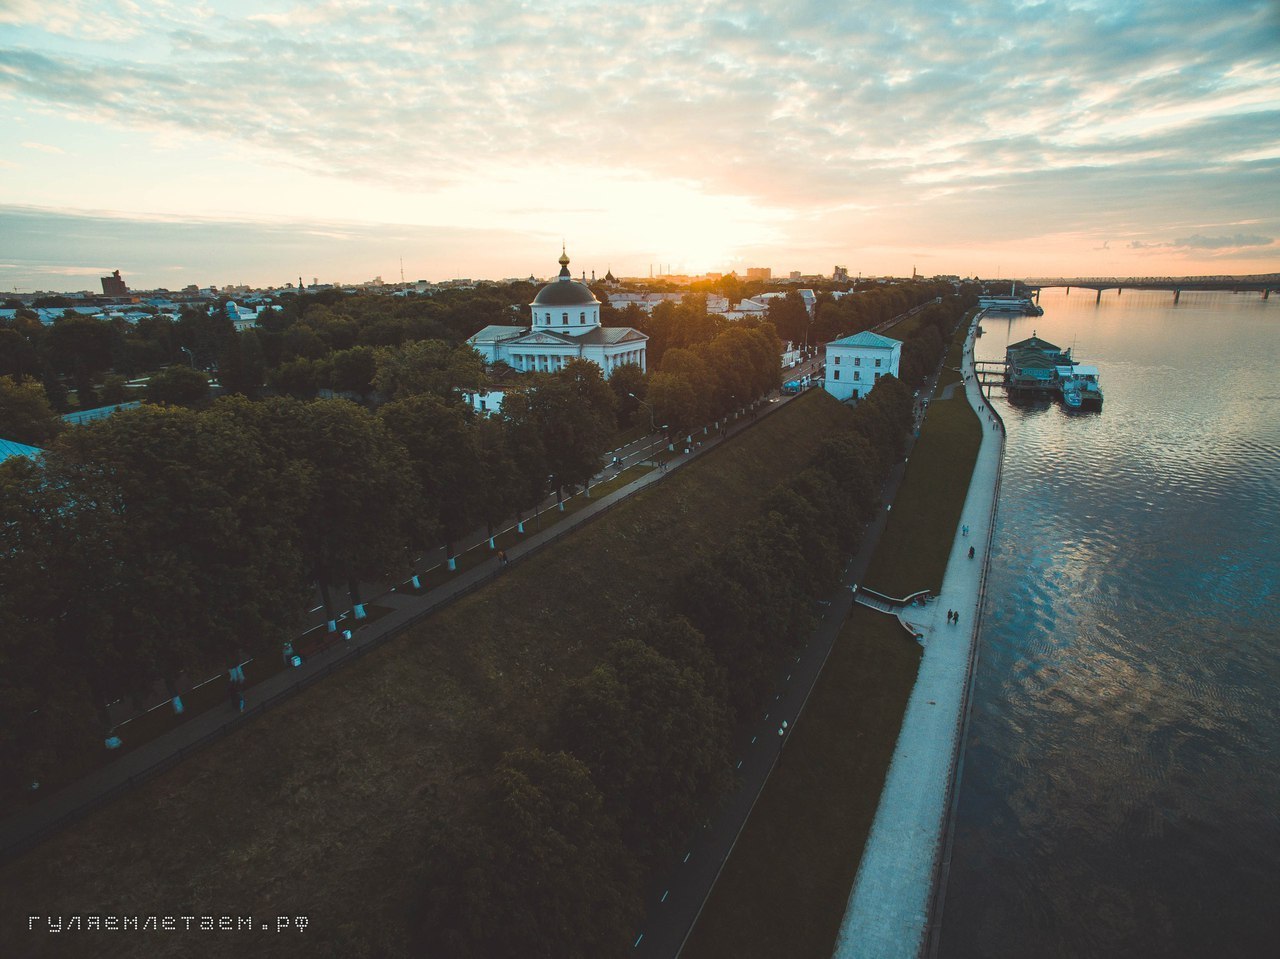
[938,288,1280,958]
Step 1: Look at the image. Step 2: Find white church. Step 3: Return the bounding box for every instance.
[466,249,648,413]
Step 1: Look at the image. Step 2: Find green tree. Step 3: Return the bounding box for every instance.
[373,339,484,401]
[0,375,63,444]
[533,362,614,503]
[251,398,414,626]
[379,393,480,568]
[557,639,732,861]
[269,357,320,399]
[145,365,210,406]
[419,748,640,959]
[217,329,267,397]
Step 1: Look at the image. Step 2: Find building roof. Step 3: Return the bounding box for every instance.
[0,437,43,463]
[531,249,599,307]
[573,326,647,345]
[1007,334,1060,353]
[829,330,901,349]
[468,324,528,344]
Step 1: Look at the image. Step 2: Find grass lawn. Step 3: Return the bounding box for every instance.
[0,390,852,959]
[864,396,982,598]
[935,309,978,391]
[681,608,921,959]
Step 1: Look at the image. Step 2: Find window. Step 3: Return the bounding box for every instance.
[875,358,882,368]
[875,372,881,381]
[834,355,841,365]
[854,371,861,381]
[854,356,861,367]
[833,370,840,380]
[562,313,568,325]
[580,311,586,323]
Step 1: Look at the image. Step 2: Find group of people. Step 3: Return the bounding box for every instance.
[945,608,962,625]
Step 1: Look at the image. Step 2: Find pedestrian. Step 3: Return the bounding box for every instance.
[954,611,961,625]
[968,545,975,559]
[498,549,508,567]
[947,608,953,623]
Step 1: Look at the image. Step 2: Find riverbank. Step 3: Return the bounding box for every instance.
[833,312,1004,958]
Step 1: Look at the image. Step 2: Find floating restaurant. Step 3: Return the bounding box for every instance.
[1003,333,1103,410]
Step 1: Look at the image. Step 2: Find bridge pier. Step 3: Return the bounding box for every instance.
[1265,288,1271,300]
[1174,289,1180,303]
[1096,288,1102,304]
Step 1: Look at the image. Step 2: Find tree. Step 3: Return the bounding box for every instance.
[533,363,615,503]
[0,457,100,793]
[269,357,319,399]
[379,393,480,567]
[145,365,210,406]
[45,314,116,404]
[607,362,647,428]
[419,748,640,958]
[0,375,62,445]
[326,345,377,399]
[250,398,414,626]
[373,339,484,401]
[217,329,267,397]
[557,639,732,861]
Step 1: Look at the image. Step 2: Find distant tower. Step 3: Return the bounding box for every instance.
[100,269,128,296]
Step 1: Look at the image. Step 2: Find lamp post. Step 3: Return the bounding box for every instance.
[628,392,656,432]
[179,346,195,369]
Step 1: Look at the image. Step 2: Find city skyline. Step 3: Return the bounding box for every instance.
[2,0,1278,292]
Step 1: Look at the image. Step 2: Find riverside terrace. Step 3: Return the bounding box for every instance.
[834,315,1005,958]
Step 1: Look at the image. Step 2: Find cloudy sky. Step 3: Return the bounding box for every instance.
[2,0,1278,291]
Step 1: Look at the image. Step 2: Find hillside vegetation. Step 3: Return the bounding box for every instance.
[1,388,886,958]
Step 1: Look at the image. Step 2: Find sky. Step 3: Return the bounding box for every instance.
[1,0,1278,292]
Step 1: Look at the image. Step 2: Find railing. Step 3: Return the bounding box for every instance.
[923,325,1007,957]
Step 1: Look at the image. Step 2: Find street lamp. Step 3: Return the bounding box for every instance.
[179,346,195,369]
[628,392,656,432]
[777,720,789,763]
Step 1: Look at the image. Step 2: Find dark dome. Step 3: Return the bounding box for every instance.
[532,278,599,307]
[531,248,599,306]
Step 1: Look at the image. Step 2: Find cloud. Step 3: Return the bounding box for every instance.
[20,141,64,154]
[1,1,1279,278]
[1173,233,1273,249]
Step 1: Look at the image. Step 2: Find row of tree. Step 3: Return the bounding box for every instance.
[0,355,625,794]
[417,376,916,957]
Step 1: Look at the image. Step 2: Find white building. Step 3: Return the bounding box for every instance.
[466,249,647,413]
[824,330,902,402]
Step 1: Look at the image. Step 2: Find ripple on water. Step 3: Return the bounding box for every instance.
[942,293,1280,958]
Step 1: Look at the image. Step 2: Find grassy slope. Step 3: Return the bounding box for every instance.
[0,390,852,959]
[681,324,984,959]
[865,396,982,597]
[680,608,921,959]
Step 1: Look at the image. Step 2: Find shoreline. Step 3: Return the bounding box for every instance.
[832,311,1005,958]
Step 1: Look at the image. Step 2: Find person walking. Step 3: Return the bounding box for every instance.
[947,608,953,624]
[498,549,508,568]
[968,545,975,559]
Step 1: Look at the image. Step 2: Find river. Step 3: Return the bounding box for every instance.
[937,288,1280,958]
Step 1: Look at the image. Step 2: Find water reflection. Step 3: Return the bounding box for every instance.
[939,290,1280,958]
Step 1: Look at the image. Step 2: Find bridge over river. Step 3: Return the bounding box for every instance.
[1021,276,1278,304]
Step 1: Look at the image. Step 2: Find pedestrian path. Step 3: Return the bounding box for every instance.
[0,393,799,863]
[832,315,1004,959]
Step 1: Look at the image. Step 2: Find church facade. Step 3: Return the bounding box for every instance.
[466,250,647,413]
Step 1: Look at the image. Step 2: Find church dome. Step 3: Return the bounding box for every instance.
[532,248,599,307]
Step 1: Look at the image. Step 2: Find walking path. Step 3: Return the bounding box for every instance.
[832,314,1004,959]
[0,389,806,863]
[634,346,956,958]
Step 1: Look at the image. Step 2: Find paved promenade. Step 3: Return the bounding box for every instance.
[832,316,1004,958]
